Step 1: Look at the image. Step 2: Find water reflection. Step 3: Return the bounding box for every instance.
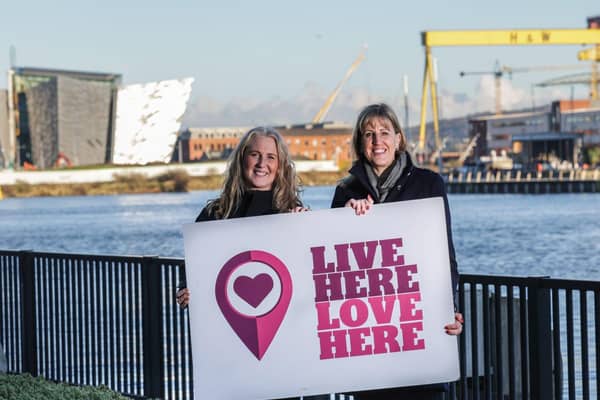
[1,189,599,280]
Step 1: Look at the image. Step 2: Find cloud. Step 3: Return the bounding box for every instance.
[435,75,572,120]
[182,78,574,129]
[182,83,395,128]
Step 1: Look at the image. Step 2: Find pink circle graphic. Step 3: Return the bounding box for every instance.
[215,250,293,360]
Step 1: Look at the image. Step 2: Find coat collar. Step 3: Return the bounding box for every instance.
[348,152,416,202]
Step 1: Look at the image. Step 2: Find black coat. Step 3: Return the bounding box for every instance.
[195,190,277,222]
[331,154,459,303]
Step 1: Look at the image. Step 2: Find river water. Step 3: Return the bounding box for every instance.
[1,187,599,280]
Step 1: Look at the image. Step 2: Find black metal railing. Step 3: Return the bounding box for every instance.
[0,250,190,399]
[456,274,600,400]
[1,250,599,400]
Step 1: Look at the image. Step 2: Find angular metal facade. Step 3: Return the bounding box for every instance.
[56,76,112,166]
[113,78,193,165]
[25,78,58,169]
[9,67,121,168]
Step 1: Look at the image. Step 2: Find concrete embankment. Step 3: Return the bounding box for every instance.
[0,160,338,185]
[445,169,600,194]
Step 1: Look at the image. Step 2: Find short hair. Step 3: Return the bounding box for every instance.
[351,103,407,161]
[207,126,303,218]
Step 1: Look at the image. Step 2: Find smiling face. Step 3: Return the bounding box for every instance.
[361,116,401,175]
[243,135,279,191]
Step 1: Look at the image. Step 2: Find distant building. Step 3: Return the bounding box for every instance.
[555,101,600,145]
[178,122,353,165]
[512,131,582,169]
[277,122,353,164]
[4,68,194,169]
[8,67,121,168]
[468,99,600,166]
[468,110,551,157]
[112,78,194,165]
[177,126,248,162]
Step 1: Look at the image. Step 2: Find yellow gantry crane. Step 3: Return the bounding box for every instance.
[577,46,600,99]
[312,46,367,123]
[418,27,600,153]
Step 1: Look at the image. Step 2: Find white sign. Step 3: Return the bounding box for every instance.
[183,197,459,399]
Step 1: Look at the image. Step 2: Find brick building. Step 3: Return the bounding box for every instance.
[178,122,353,165]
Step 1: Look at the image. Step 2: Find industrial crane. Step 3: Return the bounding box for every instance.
[457,133,480,165]
[417,23,600,153]
[459,62,588,115]
[311,46,367,124]
[533,20,600,98]
[459,60,504,115]
[577,45,599,99]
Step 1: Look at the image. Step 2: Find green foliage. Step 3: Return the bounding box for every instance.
[112,172,149,190]
[0,373,130,400]
[584,146,600,166]
[156,169,190,192]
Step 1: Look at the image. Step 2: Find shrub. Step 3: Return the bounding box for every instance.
[584,147,600,166]
[112,173,148,190]
[0,373,129,399]
[156,170,190,192]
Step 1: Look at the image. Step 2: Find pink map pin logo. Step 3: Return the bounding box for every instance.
[215,250,293,360]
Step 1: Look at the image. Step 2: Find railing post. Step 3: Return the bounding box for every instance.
[527,277,553,399]
[19,250,37,376]
[141,256,165,399]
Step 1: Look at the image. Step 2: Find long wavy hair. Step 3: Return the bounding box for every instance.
[351,103,407,161]
[205,127,303,219]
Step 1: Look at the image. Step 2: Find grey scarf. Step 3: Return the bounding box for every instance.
[364,152,407,202]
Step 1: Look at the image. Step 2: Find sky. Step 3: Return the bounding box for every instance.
[0,1,598,127]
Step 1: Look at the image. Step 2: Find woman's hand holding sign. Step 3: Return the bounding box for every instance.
[345,195,374,215]
[177,287,190,308]
[445,313,464,336]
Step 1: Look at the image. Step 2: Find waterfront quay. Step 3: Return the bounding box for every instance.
[445,169,600,194]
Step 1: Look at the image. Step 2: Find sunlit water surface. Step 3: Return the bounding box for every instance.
[1,188,599,280]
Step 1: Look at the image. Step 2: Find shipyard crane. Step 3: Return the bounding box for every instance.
[417,24,600,154]
[459,62,588,115]
[533,18,600,97]
[576,45,599,99]
[458,133,480,165]
[459,60,504,116]
[536,71,599,90]
[311,46,367,123]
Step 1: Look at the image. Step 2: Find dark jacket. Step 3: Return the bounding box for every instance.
[195,190,278,222]
[332,154,459,397]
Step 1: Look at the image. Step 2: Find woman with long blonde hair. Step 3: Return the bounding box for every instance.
[199,126,304,220]
[177,126,306,304]
[177,126,330,400]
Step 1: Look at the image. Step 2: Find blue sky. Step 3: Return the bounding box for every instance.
[0,1,598,126]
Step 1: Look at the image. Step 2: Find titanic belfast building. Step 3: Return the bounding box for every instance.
[8,67,121,168]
